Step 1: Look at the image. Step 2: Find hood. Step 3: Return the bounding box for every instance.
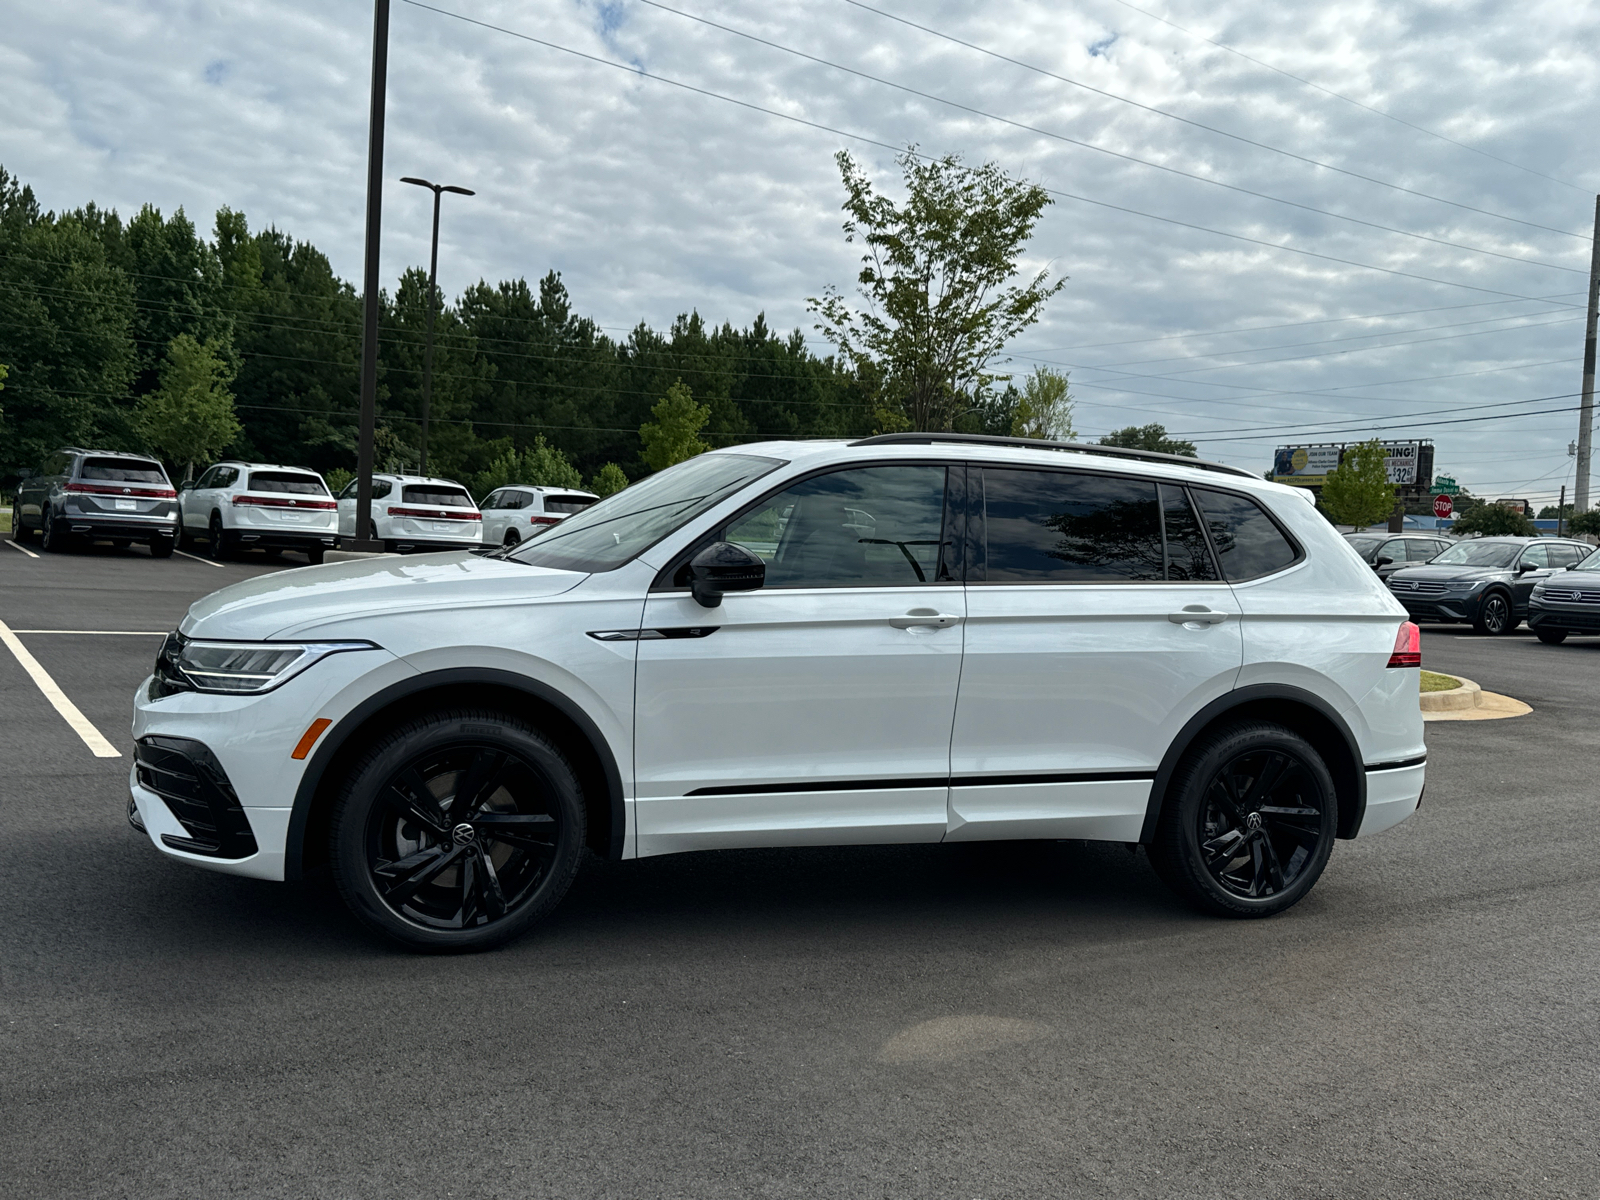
[181,552,584,641]
[1387,564,1509,584]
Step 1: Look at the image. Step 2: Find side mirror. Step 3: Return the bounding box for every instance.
[1374,555,1394,568]
[688,541,765,608]
[178,480,195,493]
[1518,561,1541,574]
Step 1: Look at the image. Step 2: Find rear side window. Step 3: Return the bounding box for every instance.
[1549,544,1587,568]
[1192,488,1299,581]
[541,493,595,515]
[402,485,473,507]
[249,471,328,495]
[81,457,167,484]
[982,469,1162,582]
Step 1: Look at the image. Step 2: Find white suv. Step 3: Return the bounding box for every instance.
[335,473,482,552]
[178,463,337,564]
[479,485,599,547]
[130,434,1425,952]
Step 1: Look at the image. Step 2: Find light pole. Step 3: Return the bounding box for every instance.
[351,0,391,553]
[400,176,474,476]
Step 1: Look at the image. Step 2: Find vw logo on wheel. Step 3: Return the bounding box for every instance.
[452,822,477,846]
[1245,812,1264,831]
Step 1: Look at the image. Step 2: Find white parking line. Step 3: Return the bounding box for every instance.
[0,617,122,758]
[4,539,40,559]
[174,548,225,568]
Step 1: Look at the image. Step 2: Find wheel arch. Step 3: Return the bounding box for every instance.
[284,668,626,879]
[1139,685,1367,844]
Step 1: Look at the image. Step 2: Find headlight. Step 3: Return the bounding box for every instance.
[1448,579,1490,595]
[154,631,375,696]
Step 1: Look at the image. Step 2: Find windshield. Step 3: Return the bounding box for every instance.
[505,452,783,573]
[1345,535,1383,557]
[1571,547,1600,571]
[1430,540,1519,568]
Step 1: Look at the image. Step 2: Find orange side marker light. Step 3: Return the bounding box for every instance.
[291,717,333,760]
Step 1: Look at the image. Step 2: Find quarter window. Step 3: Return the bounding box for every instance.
[1191,488,1299,582]
[1161,484,1220,581]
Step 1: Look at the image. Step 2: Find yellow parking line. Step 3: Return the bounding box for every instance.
[0,616,122,758]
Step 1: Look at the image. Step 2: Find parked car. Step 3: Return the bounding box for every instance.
[131,433,1425,952]
[479,486,600,547]
[11,447,177,556]
[1525,546,1600,643]
[1343,531,1452,581]
[1386,536,1592,634]
[334,474,482,552]
[178,462,337,563]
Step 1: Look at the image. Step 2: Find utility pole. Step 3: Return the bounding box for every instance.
[400,177,475,477]
[351,0,390,553]
[1575,195,1600,514]
[1558,484,1566,537]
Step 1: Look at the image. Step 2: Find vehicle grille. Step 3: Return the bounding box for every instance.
[1538,609,1600,630]
[1539,588,1600,604]
[134,736,258,859]
[1389,580,1450,596]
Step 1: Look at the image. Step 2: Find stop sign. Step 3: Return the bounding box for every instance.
[1433,494,1454,518]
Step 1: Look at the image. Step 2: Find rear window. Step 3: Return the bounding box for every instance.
[80,457,167,485]
[249,471,328,496]
[402,485,474,507]
[541,493,596,515]
[1192,488,1300,581]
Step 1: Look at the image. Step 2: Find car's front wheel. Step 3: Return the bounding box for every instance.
[329,709,586,952]
[207,514,230,561]
[1473,590,1514,635]
[1148,721,1337,918]
[1536,627,1568,645]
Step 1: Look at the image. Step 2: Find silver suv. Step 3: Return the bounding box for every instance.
[12,448,177,556]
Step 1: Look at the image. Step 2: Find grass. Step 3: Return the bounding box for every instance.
[1421,670,1462,692]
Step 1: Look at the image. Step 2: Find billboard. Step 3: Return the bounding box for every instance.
[1271,441,1430,490]
[1271,445,1342,484]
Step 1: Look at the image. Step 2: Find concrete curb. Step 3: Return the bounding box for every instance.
[1421,673,1532,722]
[1420,675,1481,712]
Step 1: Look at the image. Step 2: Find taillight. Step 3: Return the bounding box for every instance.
[66,482,176,499]
[231,495,336,510]
[386,506,481,520]
[528,515,560,526]
[1387,621,1421,668]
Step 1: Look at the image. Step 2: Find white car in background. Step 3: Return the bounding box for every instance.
[335,473,482,553]
[178,462,337,563]
[479,485,599,548]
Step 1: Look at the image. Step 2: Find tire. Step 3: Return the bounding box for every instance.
[10,502,31,542]
[149,537,174,559]
[329,708,587,953]
[207,514,230,561]
[1472,590,1514,636]
[178,521,196,551]
[503,529,521,548]
[40,506,72,553]
[1148,721,1338,919]
[305,546,326,565]
[1536,627,1568,645]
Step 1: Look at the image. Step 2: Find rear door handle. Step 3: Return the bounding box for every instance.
[889,609,962,629]
[1168,606,1229,625]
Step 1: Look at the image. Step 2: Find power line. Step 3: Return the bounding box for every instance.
[1103,0,1592,195]
[842,0,1594,234]
[1190,396,1588,443]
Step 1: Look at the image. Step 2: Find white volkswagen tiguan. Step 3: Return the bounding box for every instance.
[130,435,1425,952]
[335,473,482,552]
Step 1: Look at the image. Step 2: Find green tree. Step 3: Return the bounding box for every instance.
[1319,440,1397,528]
[809,148,1064,432]
[1454,504,1536,536]
[640,379,710,472]
[1012,366,1074,440]
[473,436,583,498]
[1099,423,1196,457]
[138,334,241,479]
[323,467,353,495]
[1567,509,1600,536]
[589,462,629,497]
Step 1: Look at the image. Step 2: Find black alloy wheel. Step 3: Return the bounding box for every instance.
[207,514,229,561]
[330,709,586,952]
[1474,591,1513,636]
[1149,721,1337,918]
[1536,627,1569,645]
[40,505,70,553]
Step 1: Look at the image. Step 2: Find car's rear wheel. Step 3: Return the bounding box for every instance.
[40,506,72,553]
[1536,627,1568,645]
[1473,591,1514,635]
[503,529,521,548]
[306,545,326,565]
[149,537,174,559]
[1148,722,1337,918]
[207,514,230,561]
[329,709,586,952]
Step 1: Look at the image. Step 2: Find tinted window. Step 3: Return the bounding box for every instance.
[1162,484,1220,581]
[194,467,221,489]
[249,471,328,496]
[80,457,167,484]
[726,465,949,588]
[542,493,596,515]
[1345,535,1383,558]
[1406,539,1445,562]
[1432,540,1518,568]
[983,469,1162,582]
[481,490,507,510]
[372,480,393,501]
[216,467,239,488]
[1519,543,1550,569]
[1192,489,1299,581]
[1549,544,1587,568]
[401,485,474,507]
[1374,539,1405,563]
[508,491,536,510]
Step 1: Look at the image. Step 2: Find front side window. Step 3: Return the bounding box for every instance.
[481,490,507,510]
[81,457,167,485]
[402,485,473,507]
[507,452,783,574]
[723,465,950,588]
[1192,488,1299,582]
[194,467,221,490]
[249,471,328,496]
[983,469,1163,583]
[1519,543,1550,569]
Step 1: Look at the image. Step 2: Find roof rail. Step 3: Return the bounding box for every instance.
[849,432,1256,478]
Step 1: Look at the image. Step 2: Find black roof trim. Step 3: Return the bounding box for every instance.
[848,432,1256,478]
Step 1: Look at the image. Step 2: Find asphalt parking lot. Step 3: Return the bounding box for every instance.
[2,539,1596,1199]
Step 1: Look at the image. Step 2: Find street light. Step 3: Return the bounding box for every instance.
[400,176,474,476]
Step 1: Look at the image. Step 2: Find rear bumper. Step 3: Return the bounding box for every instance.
[65,516,176,542]
[1358,759,1425,836]
[224,529,337,551]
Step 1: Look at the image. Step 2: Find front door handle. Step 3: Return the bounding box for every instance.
[1168,606,1229,626]
[889,608,961,629]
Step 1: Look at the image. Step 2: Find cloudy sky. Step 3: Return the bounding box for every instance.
[4,0,1598,503]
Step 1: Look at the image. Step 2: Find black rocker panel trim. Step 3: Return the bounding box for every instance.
[1365,754,1427,772]
[684,770,1155,798]
[285,668,626,878]
[1137,685,1367,845]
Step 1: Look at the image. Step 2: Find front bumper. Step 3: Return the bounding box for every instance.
[1393,591,1488,624]
[1526,601,1600,633]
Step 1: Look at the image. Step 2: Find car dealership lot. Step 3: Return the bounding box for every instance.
[2,546,1596,1198]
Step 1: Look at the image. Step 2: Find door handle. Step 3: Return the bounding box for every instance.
[1168,606,1229,626]
[889,609,961,629]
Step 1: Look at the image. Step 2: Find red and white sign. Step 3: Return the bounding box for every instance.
[1433,494,1454,519]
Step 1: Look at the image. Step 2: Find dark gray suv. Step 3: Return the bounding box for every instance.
[11,448,178,556]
